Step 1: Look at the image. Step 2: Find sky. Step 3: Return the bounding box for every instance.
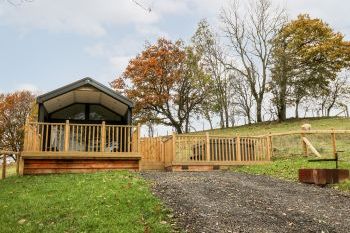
[0,0,349,133]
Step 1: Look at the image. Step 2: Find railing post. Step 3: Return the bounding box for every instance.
[64,120,70,152]
[206,132,210,161]
[16,153,20,176]
[236,134,241,162]
[23,118,29,151]
[301,130,308,156]
[2,153,6,179]
[267,132,272,160]
[172,132,176,162]
[101,121,106,153]
[331,129,337,159]
[137,123,141,153]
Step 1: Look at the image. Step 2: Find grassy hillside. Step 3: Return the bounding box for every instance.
[0,171,172,233]
[202,117,350,136]
[199,117,350,192]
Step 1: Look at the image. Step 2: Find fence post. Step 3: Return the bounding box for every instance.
[16,153,20,176]
[236,134,241,162]
[137,123,141,153]
[267,133,272,160]
[301,130,308,156]
[2,153,6,179]
[331,129,337,158]
[23,118,29,151]
[64,120,70,152]
[205,132,210,161]
[172,132,176,162]
[101,121,106,152]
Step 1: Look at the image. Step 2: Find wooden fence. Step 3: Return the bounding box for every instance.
[172,133,271,164]
[23,121,140,154]
[0,151,20,179]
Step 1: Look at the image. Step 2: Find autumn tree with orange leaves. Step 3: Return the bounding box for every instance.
[0,91,35,159]
[112,38,210,133]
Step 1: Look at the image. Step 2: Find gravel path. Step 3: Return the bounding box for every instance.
[141,171,350,233]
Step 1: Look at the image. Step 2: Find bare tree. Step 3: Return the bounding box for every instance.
[192,19,234,128]
[231,72,255,124]
[317,73,350,117]
[220,0,286,122]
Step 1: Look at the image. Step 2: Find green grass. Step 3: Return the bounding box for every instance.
[232,156,350,192]
[0,163,17,179]
[196,117,350,192]
[199,117,350,136]
[0,171,172,233]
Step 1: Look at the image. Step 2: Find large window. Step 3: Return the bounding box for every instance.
[50,104,86,120]
[89,105,121,121]
[50,104,121,121]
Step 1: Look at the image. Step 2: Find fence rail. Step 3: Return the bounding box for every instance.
[172,133,271,164]
[23,121,140,154]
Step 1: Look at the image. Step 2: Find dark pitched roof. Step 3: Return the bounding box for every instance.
[37,77,134,108]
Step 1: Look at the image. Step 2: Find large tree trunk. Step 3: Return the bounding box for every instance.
[295,99,300,119]
[256,99,263,122]
[277,101,287,122]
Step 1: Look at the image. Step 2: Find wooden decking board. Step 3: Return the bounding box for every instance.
[23,158,139,174]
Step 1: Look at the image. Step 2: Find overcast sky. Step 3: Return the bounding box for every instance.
[0,0,349,95]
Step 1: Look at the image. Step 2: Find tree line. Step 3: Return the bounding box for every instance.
[113,0,350,134]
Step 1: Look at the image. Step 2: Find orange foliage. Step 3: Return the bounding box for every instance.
[0,91,35,153]
[111,38,209,133]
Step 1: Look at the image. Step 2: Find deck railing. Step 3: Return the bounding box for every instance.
[172,133,271,163]
[23,121,141,154]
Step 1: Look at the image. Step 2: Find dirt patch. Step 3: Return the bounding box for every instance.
[141,171,350,233]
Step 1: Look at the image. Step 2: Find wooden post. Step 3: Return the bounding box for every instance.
[16,153,20,176]
[137,123,141,153]
[301,131,308,156]
[23,118,29,151]
[101,121,106,152]
[205,132,210,161]
[172,132,176,162]
[64,120,70,152]
[19,155,24,176]
[331,129,337,159]
[236,134,241,161]
[2,154,6,179]
[268,132,272,160]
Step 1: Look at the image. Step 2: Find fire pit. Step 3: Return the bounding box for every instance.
[299,152,349,185]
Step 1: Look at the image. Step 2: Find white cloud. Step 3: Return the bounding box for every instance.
[0,0,160,36]
[84,43,110,57]
[109,55,132,76]
[16,83,39,93]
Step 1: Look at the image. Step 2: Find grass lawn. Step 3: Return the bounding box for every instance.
[200,117,350,136]
[232,156,350,192]
[0,163,17,179]
[0,171,172,233]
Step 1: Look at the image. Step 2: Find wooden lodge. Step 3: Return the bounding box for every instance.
[19,78,271,175]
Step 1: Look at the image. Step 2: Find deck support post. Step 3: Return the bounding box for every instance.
[172,132,176,163]
[101,121,106,153]
[236,134,241,161]
[64,120,70,152]
[137,123,141,153]
[206,133,210,161]
[2,154,6,179]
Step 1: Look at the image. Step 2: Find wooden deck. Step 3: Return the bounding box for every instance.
[22,121,142,174]
[20,121,273,174]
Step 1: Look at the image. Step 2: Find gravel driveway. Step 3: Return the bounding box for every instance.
[141,171,350,233]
